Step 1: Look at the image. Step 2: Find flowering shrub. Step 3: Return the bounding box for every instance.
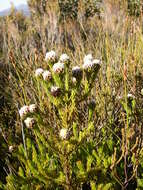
[1,1,143,189]
[3,49,143,190]
[4,51,103,190]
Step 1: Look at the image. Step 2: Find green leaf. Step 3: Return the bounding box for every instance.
[73,122,78,140]
[87,155,94,172]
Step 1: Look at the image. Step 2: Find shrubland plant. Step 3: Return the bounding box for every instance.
[1,0,143,189]
[4,52,104,190]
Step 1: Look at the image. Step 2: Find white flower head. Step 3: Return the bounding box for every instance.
[141,89,143,95]
[29,104,37,113]
[72,66,81,73]
[45,50,56,62]
[127,93,135,99]
[92,59,101,65]
[51,86,61,97]
[82,59,95,70]
[35,68,44,77]
[60,128,67,140]
[59,53,70,63]
[83,54,93,64]
[83,55,101,71]
[24,117,35,128]
[42,70,52,81]
[9,145,14,153]
[19,105,29,118]
[53,62,64,74]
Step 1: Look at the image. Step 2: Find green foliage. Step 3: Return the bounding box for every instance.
[0,0,143,189]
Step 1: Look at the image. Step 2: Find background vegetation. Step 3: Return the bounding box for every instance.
[0,0,143,189]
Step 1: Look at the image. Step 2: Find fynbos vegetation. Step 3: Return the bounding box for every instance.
[0,0,143,189]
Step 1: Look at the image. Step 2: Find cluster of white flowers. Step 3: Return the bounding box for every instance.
[35,68,44,77]
[19,105,29,118]
[59,128,67,140]
[82,54,100,71]
[42,70,52,81]
[52,62,65,74]
[35,68,52,81]
[24,117,35,128]
[19,104,37,118]
[29,104,37,113]
[45,50,57,62]
[59,53,70,63]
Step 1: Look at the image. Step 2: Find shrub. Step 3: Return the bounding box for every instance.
[4,52,103,189]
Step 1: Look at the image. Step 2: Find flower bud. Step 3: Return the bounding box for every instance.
[9,145,14,153]
[45,50,57,62]
[72,77,77,84]
[24,117,35,128]
[59,128,67,140]
[42,70,52,81]
[127,93,135,100]
[35,68,44,77]
[29,104,37,113]
[51,86,61,97]
[59,53,70,63]
[72,66,82,79]
[19,105,29,118]
[53,62,65,74]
